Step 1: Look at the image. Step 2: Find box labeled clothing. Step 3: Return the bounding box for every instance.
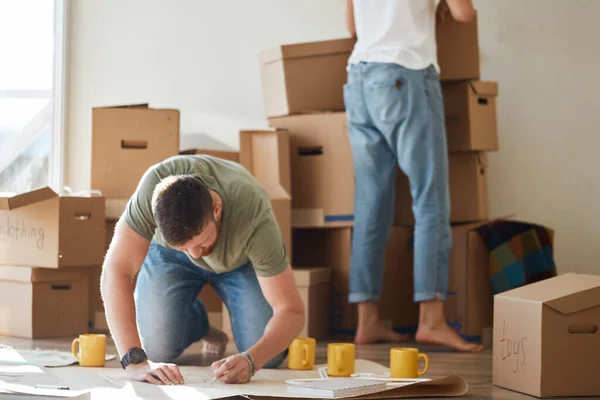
[239,129,291,195]
[269,113,354,228]
[260,38,355,118]
[294,267,333,340]
[221,266,332,341]
[293,227,417,338]
[92,104,180,199]
[395,153,488,225]
[0,266,89,338]
[442,81,499,152]
[0,187,105,268]
[436,13,479,81]
[493,273,600,398]
[447,222,493,341]
[179,148,240,163]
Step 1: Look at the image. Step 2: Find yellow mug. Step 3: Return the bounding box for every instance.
[288,337,316,370]
[327,343,355,377]
[390,348,428,378]
[72,334,106,367]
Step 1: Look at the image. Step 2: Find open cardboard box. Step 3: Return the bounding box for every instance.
[0,187,105,268]
[442,81,499,152]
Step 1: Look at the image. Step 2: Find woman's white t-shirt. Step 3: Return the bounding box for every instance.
[348,0,441,71]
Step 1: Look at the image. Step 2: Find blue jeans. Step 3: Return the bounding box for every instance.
[344,62,452,304]
[134,242,286,368]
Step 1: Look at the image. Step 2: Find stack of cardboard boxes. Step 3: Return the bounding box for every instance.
[91,104,180,332]
[252,15,499,341]
[0,188,105,338]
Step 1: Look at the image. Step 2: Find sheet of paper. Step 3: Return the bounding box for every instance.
[0,381,90,398]
[0,349,115,368]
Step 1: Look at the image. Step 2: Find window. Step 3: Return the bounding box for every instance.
[0,0,67,193]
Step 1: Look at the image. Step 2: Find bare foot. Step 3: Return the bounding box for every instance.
[355,322,408,345]
[355,302,408,344]
[201,326,229,357]
[416,322,483,352]
[417,300,483,352]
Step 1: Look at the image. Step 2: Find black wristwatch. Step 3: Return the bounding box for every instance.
[120,347,148,369]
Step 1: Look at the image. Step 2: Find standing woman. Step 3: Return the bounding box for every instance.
[344,0,483,352]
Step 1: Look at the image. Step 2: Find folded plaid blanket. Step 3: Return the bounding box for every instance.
[475,220,556,295]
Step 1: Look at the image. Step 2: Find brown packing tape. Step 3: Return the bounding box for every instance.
[245,375,469,400]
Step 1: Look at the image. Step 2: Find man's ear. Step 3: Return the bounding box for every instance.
[213,199,222,222]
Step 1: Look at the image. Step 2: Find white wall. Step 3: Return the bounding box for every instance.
[66,0,600,274]
[473,0,600,274]
[66,0,347,190]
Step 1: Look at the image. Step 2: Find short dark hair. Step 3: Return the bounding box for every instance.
[151,175,214,246]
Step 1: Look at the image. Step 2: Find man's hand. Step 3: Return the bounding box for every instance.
[211,355,252,384]
[126,361,184,385]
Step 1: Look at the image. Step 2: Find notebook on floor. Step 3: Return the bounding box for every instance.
[286,378,388,399]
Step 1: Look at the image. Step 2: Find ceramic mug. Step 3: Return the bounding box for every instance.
[390,347,428,378]
[72,334,106,367]
[288,337,316,370]
[327,343,355,377]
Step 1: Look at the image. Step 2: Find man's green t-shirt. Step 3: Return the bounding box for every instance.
[123,155,289,278]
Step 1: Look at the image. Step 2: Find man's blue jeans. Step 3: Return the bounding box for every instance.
[344,62,452,304]
[134,242,286,367]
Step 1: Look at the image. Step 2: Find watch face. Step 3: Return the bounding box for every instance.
[129,348,147,364]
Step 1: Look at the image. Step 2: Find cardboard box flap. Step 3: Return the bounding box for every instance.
[469,81,498,97]
[0,187,57,210]
[293,267,332,287]
[263,183,291,201]
[93,103,149,110]
[544,278,600,315]
[261,38,356,64]
[497,273,600,309]
[451,215,516,234]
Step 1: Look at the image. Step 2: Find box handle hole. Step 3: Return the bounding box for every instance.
[477,98,488,105]
[51,284,72,291]
[568,324,598,334]
[121,140,148,149]
[73,213,91,220]
[297,146,323,156]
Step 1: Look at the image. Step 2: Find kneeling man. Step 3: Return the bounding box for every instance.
[101,155,305,385]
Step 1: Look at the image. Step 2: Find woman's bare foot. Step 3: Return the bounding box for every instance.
[355,302,408,344]
[416,323,483,352]
[416,300,483,352]
[201,326,229,357]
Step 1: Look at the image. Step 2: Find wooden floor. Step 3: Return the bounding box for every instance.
[0,335,593,399]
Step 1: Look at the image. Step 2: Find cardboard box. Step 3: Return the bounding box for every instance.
[0,266,89,338]
[239,129,291,195]
[92,104,180,199]
[269,113,354,228]
[0,187,105,268]
[222,266,333,341]
[239,129,292,258]
[395,153,488,225]
[293,227,418,338]
[179,148,240,163]
[436,13,479,81]
[294,267,332,340]
[447,222,493,341]
[442,81,499,152]
[260,38,355,118]
[493,273,600,398]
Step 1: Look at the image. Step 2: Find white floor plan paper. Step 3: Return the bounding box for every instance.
[0,348,116,367]
[98,360,469,399]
